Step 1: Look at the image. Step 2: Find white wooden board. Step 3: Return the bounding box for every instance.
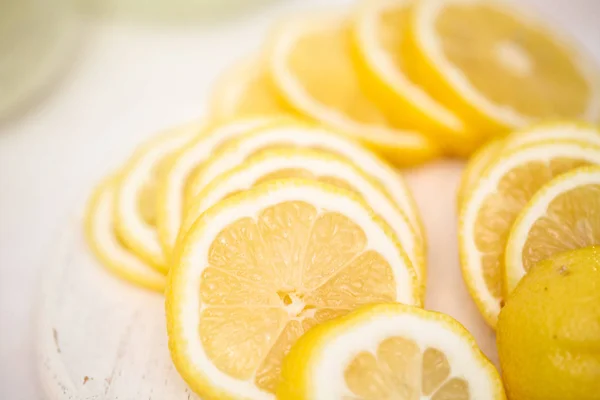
[36,160,497,400]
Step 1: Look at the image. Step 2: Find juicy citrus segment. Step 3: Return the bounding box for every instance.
[209,55,291,119]
[156,117,276,258]
[180,148,425,293]
[457,138,503,208]
[276,303,505,400]
[182,122,425,243]
[268,14,440,166]
[409,0,600,131]
[459,141,600,328]
[351,0,473,153]
[85,177,166,292]
[166,180,420,399]
[114,121,202,272]
[504,166,600,296]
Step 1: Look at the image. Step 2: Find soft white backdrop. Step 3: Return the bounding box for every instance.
[1,0,598,398]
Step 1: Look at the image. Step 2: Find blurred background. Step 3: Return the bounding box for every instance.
[0,0,598,398]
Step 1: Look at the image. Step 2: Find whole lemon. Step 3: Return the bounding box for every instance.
[497,246,600,400]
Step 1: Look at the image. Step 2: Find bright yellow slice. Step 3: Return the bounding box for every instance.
[277,302,506,400]
[267,13,440,166]
[182,121,426,250]
[166,179,420,399]
[85,177,166,292]
[459,141,600,328]
[504,166,600,296]
[457,122,600,210]
[182,147,426,294]
[156,117,276,258]
[209,55,291,119]
[351,0,475,154]
[114,120,202,272]
[408,0,600,132]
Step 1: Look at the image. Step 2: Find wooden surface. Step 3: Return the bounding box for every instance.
[36,160,498,399]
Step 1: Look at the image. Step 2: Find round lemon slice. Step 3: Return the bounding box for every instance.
[351,0,472,153]
[459,141,600,327]
[209,55,291,119]
[85,177,166,292]
[156,117,275,258]
[277,303,505,400]
[268,13,440,166]
[182,148,426,292]
[409,0,600,131]
[504,166,600,296]
[183,121,425,246]
[114,121,202,272]
[457,122,600,209]
[166,179,420,399]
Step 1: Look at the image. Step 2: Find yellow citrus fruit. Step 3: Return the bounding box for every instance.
[85,176,166,292]
[497,246,600,400]
[504,166,600,296]
[156,116,276,258]
[277,302,506,400]
[209,55,291,119]
[407,0,600,132]
[114,121,202,272]
[351,0,476,154]
[182,147,426,295]
[180,121,426,255]
[459,140,600,327]
[267,13,440,166]
[166,179,420,399]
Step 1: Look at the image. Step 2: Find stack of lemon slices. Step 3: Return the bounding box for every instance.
[82,0,600,398]
[84,114,505,399]
[458,121,600,328]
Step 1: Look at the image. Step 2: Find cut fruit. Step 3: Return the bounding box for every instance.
[209,55,291,119]
[166,179,420,399]
[114,121,202,272]
[504,166,600,296]
[85,177,166,292]
[182,147,426,293]
[156,117,275,258]
[457,122,600,209]
[457,139,503,209]
[408,0,600,131]
[459,141,600,328]
[277,302,506,400]
[182,121,426,250]
[268,13,440,166]
[351,0,473,153]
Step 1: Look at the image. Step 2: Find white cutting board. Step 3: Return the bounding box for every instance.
[36,160,498,400]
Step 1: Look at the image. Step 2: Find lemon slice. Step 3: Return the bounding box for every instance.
[277,303,505,400]
[268,13,440,166]
[182,147,426,292]
[351,0,472,152]
[457,122,600,209]
[409,0,600,131]
[504,166,600,296]
[209,55,291,119]
[156,117,275,258]
[166,179,420,398]
[457,139,503,209]
[459,141,600,327]
[85,177,166,292]
[114,121,202,272]
[183,121,425,246]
